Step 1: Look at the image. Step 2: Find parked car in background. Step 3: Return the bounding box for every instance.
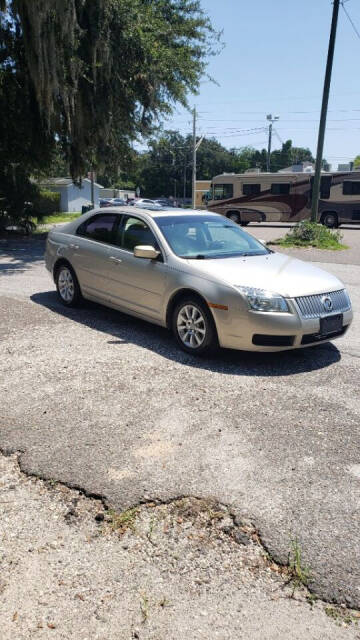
[154,198,177,208]
[131,198,163,211]
[99,198,112,207]
[109,198,127,206]
[45,207,352,355]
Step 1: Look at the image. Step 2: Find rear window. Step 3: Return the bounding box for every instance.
[77,214,119,243]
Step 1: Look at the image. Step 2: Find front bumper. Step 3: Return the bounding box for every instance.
[212,299,353,352]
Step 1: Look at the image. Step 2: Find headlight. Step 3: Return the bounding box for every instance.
[235,286,289,313]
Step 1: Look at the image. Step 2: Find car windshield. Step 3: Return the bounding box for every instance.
[155,215,269,259]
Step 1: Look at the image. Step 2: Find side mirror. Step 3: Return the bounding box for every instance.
[134,245,160,259]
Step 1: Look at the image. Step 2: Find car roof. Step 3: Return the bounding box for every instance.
[51,206,222,237]
[91,206,213,218]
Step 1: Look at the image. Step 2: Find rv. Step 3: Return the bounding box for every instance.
[205,171,360,227]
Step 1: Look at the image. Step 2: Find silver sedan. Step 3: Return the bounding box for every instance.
[45,207,352,354]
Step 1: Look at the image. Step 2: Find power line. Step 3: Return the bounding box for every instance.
[341,1,360,42]
[194,118,360,123]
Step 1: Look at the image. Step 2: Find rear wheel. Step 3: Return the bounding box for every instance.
[55,263,82,307]
[172,297,217,355]
[321,212,338,228]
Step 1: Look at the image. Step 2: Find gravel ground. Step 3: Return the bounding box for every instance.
[1,230,360,637]
[1,452,360,640]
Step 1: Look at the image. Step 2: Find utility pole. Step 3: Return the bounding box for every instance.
[192,106,196,208]
[266,114,279,172]
[183,153,187,200]
[311,0,340,222]
[90,169,95,207]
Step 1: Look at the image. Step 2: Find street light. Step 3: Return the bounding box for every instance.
[266,114,279,172]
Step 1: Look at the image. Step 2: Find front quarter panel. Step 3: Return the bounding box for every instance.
[162,262,245,337]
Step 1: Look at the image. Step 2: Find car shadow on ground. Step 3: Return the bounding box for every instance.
[31,291,341,377]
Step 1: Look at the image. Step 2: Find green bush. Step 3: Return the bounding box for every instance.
[272,220,348,250]
[34,189,60,219]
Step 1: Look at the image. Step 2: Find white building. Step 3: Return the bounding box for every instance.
[39,178,103,212]
[101,187,136,200]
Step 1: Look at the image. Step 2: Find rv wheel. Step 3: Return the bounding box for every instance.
[321,212,338,229]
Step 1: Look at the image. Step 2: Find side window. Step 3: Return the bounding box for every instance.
[271,183,290,195]
[320,175,331,199]
[243,183,261,196]
[213,183,233,200]
[343,181,360,196]
[77,214,119,244]
[118,216,159,252]
[310,176,332,200]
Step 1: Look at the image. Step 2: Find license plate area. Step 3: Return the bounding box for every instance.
[320,313,343,336]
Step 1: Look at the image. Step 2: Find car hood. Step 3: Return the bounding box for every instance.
[187,251,344,298]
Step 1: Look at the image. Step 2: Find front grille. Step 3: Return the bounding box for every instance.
[295,289,350,319]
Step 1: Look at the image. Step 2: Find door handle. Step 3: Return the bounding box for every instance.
[69,243,79,249]
[109,256,122,263]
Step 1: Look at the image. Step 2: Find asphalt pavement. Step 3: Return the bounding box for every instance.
[0,228,360,613]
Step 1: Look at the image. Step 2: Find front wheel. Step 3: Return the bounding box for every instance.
[172,297,217,355]
[321,212,338,228]
[55,263,82,307]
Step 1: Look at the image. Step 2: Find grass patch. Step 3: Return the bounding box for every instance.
[35,212,81,225]
[271,221,348,250]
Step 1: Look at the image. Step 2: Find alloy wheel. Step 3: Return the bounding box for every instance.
[176,304,206,349]
[58,267,75,303]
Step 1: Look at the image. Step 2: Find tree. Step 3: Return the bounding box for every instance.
[0,0,218,223]
[353,155,360,169]
[123,134,321,198]
[4,0,218,178]
[131,132,241,198]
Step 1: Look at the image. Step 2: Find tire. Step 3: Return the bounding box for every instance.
[240,221,250,226]
[321,212,338,228]
[227,212,240,224]
[172,296,218,355]
[55,263,82,307]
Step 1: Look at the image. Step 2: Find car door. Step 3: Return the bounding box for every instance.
[69,212,120,303]
[105,215,168,320]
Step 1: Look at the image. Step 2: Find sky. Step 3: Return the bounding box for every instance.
[160,0,360,169]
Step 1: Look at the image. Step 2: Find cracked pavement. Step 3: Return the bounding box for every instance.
[1,227,360,622]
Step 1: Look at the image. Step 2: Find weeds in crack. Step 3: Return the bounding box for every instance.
[147,515,157,545]
[288,539,311,595]
[140,592,149,623]
[104,507,138,535]
[325,606,359,626]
